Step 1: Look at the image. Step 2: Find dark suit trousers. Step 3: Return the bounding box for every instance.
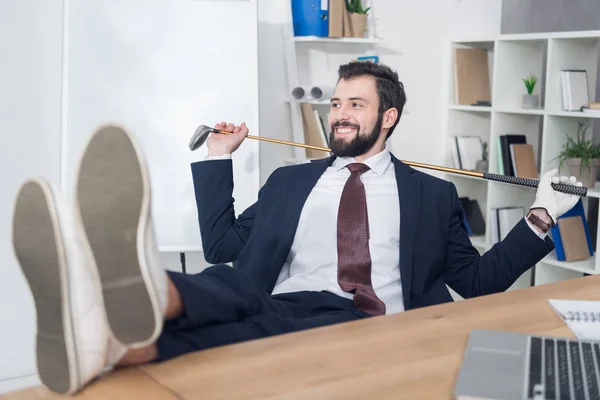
[155,265,370,362]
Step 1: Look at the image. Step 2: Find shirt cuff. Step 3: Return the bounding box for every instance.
[200,154,232,161]
[525,217,548,240]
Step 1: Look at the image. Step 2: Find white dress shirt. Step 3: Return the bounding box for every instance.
[201,149,546,315]
[271,148,405,314]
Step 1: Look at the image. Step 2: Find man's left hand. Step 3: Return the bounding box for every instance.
[530,168,583,225]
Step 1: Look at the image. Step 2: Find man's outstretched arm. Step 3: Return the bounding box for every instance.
[443,169,582,298]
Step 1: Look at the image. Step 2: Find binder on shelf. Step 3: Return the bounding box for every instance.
[328,0,344,38]
[550,199,594,262]
[558,216,592,261]
[453,48,491,106]
[510,143,538,179]
[459,197,486,236]
[291,0,329,37]
[499,134,526,177]
[496,136,504,175]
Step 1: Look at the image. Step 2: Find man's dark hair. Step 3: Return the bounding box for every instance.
[337,61,406,139]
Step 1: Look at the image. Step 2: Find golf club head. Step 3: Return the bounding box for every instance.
[189,124,214,151]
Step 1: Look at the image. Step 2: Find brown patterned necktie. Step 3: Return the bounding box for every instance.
[337,163,386,316]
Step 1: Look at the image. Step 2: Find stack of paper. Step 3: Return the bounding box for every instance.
[548,299,600,340]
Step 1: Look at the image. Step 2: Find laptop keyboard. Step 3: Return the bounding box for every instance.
[528,337,600,399]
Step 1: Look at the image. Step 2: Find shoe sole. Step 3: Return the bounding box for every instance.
[13,180,78,394]
[75,125,161,346]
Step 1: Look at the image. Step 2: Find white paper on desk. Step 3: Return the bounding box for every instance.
[548,299,600,340]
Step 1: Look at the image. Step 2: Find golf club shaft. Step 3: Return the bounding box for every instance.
[211,128,588,197]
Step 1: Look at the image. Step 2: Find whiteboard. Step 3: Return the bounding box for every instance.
[65,0,260,251]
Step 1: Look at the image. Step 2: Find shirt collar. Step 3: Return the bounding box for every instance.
[332,147,392,176]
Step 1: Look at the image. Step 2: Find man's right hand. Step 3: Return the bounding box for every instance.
[206,122,248,157]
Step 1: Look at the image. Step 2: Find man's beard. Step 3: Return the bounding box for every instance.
[329,113,383,158]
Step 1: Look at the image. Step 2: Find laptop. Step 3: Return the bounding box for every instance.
[453,329,600,400]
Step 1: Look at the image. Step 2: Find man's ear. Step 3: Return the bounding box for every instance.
[382,108,398,129]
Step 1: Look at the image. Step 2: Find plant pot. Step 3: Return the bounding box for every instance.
[348,13,367,38]
[522,94,539,109]
[562,158,600,188]
[475,160,488,173]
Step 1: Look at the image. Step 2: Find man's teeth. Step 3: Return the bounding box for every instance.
[336,127,356,133]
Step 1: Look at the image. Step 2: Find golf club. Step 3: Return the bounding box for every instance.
[189,124,588,197]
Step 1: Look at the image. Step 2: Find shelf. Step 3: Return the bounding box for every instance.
[540,253,596,274]
[494,108,544,116]
[448,105,491,112]
[293,36,383,44]
[547,111,600,119]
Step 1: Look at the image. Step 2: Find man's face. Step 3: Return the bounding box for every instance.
[328,76,382,158]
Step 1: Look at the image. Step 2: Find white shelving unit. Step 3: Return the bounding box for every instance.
[283,1,381,163]
[442,30,600,288]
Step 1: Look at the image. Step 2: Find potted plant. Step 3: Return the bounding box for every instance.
[476,141,488,173]
[522,75,539,109]
[345,0,370,38]
[556,121,600,188]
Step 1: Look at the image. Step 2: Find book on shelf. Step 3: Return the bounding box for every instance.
[548,299,600,340]
[328,0,344,38]
[291,0,329,37]
[459,197,486,236]
[509,143,538,179]
[490,207,524,244]
[549,199,594,262]
[300,104,330,158]
[588,102,600,110]
[453,48,491,106]
[560,69,589,111]
[588,197,599,252]
[450,136,482,171]
[497,134,526,177]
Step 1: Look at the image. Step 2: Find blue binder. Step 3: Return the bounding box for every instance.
[291,0,329,37]
[549,199,594,261]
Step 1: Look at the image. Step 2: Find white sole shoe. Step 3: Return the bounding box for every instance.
[13,179,79,394]
[74,125,166,348]
[12,179,123,394]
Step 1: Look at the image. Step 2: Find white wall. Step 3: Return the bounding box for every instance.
[256,0,502,182]
[375,0,502,166]
[257,0,296,184]
[0,0,64,392]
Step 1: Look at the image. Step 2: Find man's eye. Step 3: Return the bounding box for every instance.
[352,103,361,108]
[331,103,340,108]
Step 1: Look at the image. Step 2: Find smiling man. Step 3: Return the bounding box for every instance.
[13,61,582,394]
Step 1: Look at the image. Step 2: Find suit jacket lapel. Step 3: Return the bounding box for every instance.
[392,155,421,310]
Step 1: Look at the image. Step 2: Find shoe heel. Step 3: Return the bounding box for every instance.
[76,126,160,345]
[13,180,76,394]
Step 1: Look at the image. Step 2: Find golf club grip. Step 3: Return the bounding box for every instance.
[483,173,588,197]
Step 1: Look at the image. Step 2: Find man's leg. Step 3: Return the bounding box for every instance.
[118,291,369,366]
[117,269,371,366]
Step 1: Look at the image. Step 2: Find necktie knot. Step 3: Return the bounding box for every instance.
[346,163,370,175]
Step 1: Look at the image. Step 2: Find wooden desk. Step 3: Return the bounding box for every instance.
[4,274,600,399]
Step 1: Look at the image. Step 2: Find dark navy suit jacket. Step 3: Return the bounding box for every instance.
[191,153,554,311]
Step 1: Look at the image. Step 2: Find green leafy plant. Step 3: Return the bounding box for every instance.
[345,0,370,14]
[556,121,600,174]
[522,75,537,95]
